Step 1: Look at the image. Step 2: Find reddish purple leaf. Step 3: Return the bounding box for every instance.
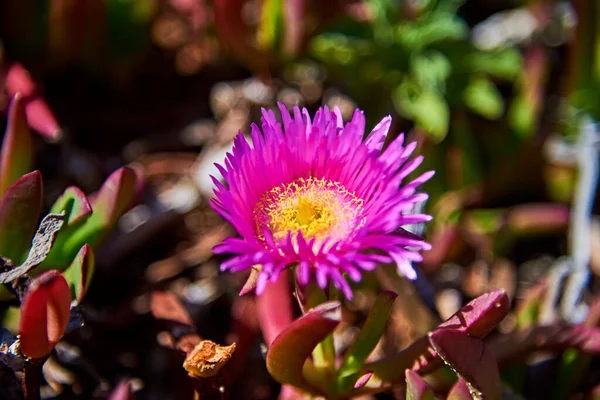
[62,244,95,304]
[90,166,139,233]
[354,371,373,389]
[0,171,42,264]
[436,289,510,338]
[23,97,62,141]
[490,322,600,365]
[0,94,34,197]
[108,380,133,400]
[49,186,92,227]
[5,63,37,98]
[405,370,435,400]
[429,330,500,400]
[447,378,473,400]
[19,271,71,358]
[266,301,341,392]
[5,64,61,141]
[364,290,510,384]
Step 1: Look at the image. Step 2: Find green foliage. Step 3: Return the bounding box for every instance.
[309,0,522,140]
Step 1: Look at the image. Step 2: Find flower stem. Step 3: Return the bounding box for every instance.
[302,282,336,382]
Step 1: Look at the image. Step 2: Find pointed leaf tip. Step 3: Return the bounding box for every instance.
[23,97,62,141]
[0,94,34,197]
[354,371,373,389]
[447,378,472,400]
[108,380,133,400]
[405,370,435,400]
[19,271,71,358]
[266,301,341,390]
[49,186,92,227]
[91,166,141,228]
[0,171,42,264]
[429,330,500,400]
[62,244,95,304]
[438,289,510,338]
[6,63,37,98]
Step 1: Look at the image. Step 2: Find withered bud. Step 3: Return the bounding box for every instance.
[183,340,236,378]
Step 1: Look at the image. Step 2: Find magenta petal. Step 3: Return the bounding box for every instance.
[211,103,433,299]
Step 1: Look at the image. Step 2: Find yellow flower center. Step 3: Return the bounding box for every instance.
[255,177,366,243]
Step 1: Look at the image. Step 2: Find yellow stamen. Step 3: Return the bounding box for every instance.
[254,177,366,243]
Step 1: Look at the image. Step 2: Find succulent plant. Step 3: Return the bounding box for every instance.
[0,92,142,398]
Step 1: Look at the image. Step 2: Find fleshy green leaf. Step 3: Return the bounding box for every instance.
[49,186,93,227]
[0,171,42,264]
[266,301,341,393]
[429,330,501,400]
[405,369,435,400]
[62,244,95,304]
[42,166,140,268]
[0,94,34,197]
[467,49,522,81]
[463,77,504,120]
[394,84,449,142]
[337,291,397,392]
[19,271,71,358]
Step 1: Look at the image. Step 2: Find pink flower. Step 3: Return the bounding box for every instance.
[211,104,433,299]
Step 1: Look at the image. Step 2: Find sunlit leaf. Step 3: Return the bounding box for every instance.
[62,244,95,304]
[0,94,34,197]
[266,301,341,392]
[429,330,500,400]
[0,171,42,264]
[19,271,71,358]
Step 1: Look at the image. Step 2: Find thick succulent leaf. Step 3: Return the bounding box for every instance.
[108,381,133,400]
[405,370,435,400]
[5,63,37,97]
[490,322,600,364]
[0,94,34,197]
[5,64,61,141]
[49,186,92,227]
[337,291,397,392]
[266,301,341,392]
[42,166,140,268]
[364,290,510,384]
[62,244,95,304]
[22,98,62,141]
[19,271,71,358]
[436,289,510,338]
[0,171,42,264]
[447,378,473,400]
[429,330,500,400]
